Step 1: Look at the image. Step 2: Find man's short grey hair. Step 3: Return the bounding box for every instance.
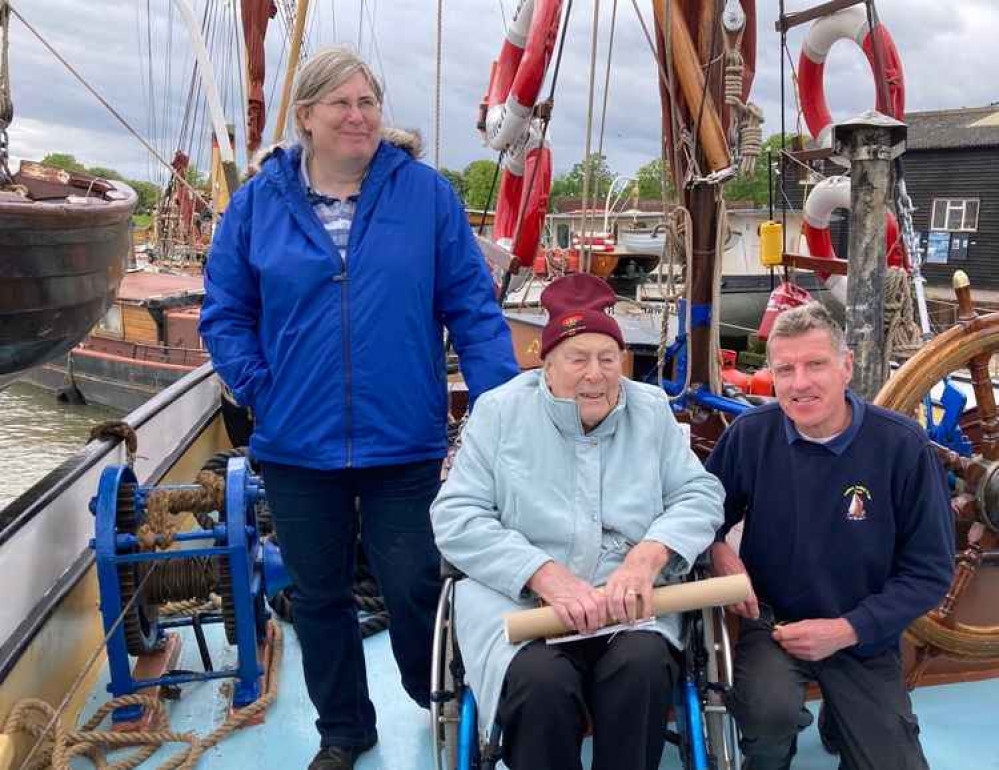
[292,46,383,155]
[766,301,848,362]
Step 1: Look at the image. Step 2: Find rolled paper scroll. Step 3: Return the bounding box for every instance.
[504,573,751,644]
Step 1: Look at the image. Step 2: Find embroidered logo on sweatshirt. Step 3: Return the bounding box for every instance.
[843,485,871,521]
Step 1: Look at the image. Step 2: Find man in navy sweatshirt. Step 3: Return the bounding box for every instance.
[706,302,953,770]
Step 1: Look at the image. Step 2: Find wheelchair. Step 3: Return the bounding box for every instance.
[430,562,741,770]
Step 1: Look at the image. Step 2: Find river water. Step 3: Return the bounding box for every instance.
[0,382,121,512]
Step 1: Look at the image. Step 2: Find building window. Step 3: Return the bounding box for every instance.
[95,305,123,338]
[930,198,979,232]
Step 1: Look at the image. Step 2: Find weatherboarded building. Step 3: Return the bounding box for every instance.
[903,105,999,293]
[778,105,999,302]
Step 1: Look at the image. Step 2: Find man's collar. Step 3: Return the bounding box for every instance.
[782,390,865,455]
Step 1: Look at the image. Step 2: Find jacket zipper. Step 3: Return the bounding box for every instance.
[335,245,353,468]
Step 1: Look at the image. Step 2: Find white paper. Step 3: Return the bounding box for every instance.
[545,616,657,645]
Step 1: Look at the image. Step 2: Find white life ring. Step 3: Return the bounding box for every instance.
[798,5,905,148]
[483,0,564,152]
[803,176,906,306]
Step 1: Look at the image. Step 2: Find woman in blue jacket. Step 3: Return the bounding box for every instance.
[200,46,519,770]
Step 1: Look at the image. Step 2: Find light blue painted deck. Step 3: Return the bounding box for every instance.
[76,621,999,769]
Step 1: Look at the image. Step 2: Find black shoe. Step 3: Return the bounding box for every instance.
[818,703,840,755]
[308,738,376,770]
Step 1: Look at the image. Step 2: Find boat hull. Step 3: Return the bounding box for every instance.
[0,182,138,389]
[22,348,200,414]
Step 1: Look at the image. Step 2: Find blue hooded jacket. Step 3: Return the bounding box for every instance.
[200,136,519,469]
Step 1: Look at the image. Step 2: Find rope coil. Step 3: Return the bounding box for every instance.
[4,624,283,770]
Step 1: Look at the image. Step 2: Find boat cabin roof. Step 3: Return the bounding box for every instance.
[118,272,205,304]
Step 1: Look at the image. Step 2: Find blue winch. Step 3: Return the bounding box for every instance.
[90,457,290,722]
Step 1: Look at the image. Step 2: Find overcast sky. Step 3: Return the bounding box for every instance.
[6,0,997,186]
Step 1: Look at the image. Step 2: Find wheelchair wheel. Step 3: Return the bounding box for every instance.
[431,578,460,770]
[700,605,741,770]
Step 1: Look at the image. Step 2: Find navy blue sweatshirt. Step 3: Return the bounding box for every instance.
[706,392,954,656]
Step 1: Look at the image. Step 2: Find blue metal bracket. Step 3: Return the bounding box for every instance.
[923,378,973,457]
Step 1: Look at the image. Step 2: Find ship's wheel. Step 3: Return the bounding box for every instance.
[875,271,999,686]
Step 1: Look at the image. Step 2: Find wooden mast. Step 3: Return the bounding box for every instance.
[271,0,311,145]
[653,0,754,393]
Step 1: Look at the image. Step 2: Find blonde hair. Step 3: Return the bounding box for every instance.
[766,301,848,363]
[292,46,383,154]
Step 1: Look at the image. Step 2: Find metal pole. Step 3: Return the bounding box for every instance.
[835,112,905,400]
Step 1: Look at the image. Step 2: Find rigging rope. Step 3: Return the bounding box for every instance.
[0,0,14,187]
[595,0,618,163]
[7,4,213,212]
[579,0,602,273]
[434,0,443,168]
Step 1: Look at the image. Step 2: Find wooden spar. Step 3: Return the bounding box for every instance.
[173,0,240,203]
[242,0,278,157]
[272,0,311,145]
[666,0,730,173]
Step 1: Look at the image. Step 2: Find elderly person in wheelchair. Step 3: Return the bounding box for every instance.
[430,274,725,770]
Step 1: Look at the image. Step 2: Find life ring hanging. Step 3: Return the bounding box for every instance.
[803,175,908,306]
[493,120,552,268]
[483,0,564,152]
[798,5,905,148]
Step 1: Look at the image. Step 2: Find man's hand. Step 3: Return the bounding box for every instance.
[605,541,670,624]
[527,561,607,634]
[710,542,759,619]
[773,618,858,661]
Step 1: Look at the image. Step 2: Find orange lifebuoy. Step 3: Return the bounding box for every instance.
[798,5,905,147]
[483,0,564,152]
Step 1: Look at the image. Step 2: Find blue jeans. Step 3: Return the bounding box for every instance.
[260,459,443,750]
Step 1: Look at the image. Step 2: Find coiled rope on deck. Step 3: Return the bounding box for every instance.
[3,623,283,770]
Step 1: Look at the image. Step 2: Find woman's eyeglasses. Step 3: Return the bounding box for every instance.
[317,96,381,118]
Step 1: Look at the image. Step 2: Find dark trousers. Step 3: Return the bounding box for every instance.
[730,620,929,770]
[260,459,443,750]
[496,631,678,770]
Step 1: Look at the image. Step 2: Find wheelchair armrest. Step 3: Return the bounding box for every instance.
[440,559,467,581]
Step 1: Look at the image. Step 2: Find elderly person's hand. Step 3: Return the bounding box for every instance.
[605,541,670,624]
[709,541,759,619]
[527,561,608,634]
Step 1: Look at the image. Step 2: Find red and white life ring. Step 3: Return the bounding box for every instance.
[493,121,552,268]
[803,175,907,306]
[483,0,564,152]
[798,5,905,147]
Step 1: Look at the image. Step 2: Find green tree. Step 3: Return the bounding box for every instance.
[127,179,162,216]
[549,153,616,207]
[462,159,500,210]
[87,166,124,181]
[440,167,465,201]
[565,153,616,200]
[40,153,85,173]
[634,157,676,200]
[724,133,798,206]
[185,165,208,189]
